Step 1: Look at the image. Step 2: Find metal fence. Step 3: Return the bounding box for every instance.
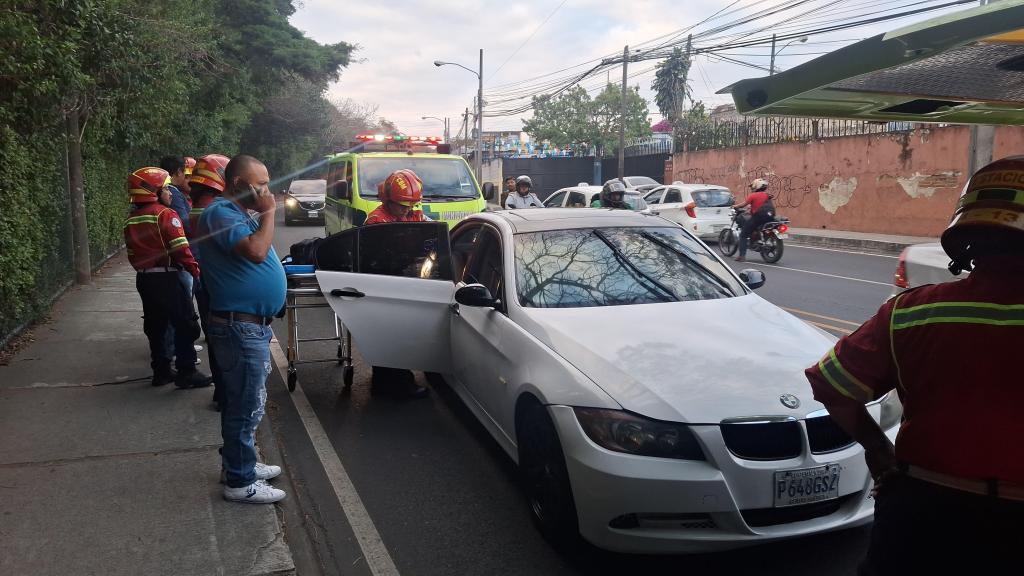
[679,117,914,152]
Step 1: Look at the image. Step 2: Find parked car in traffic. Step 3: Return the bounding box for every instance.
[891,242,965,298]
[543,183,650,212]
[604,175,661,194]
[284,179,327,226]
[315,209,899,554]
[645,182,735,239]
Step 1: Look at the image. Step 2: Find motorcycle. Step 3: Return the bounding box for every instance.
[718,209,790,264]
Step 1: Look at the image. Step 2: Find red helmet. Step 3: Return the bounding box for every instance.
[183,156,197,176]
[378,169,423,206]
[188,154,229,193]
[942,155,1024,270]
[127,167,170,203]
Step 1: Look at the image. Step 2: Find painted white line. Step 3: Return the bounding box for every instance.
[268,337,400,576]
[739,262,893,287]
[787,243,900,259]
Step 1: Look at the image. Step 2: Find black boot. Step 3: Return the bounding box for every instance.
[175,369,213,389]
[152,367,177,387]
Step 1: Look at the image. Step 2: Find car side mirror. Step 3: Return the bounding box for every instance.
[455,283,500,308]
[336,180,350,200]
[482,182,495,201]
[738,269,766,289]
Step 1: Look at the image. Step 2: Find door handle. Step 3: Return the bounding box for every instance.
[330,288,365,298]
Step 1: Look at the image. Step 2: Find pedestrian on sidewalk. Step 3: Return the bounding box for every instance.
[124,167,211,388]
[159,155,204,366]
[197,154,286,504]
[804,157,1024,574]
[188,154,231,410]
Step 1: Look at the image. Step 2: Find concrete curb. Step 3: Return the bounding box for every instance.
[788,233,914,256]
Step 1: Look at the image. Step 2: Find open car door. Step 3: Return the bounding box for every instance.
[315,221,454,373]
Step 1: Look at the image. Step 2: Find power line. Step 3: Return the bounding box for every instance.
[487,0,570,83]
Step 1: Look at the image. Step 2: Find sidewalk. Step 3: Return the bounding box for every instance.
[787,227,936,255]
[0,254,294,576]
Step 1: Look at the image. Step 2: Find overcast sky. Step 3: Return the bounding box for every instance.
[289,0,970,136]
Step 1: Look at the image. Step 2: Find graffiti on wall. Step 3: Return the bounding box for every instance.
[675,165,813,208]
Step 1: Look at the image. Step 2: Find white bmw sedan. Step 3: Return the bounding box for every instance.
[315,209,901,554]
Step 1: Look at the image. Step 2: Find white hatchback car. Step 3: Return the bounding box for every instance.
[543,184,649,212]
[315,209,900,553]
[891,241,966,298]
[645,183,735,239]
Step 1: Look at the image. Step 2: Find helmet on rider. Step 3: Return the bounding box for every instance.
[941,156,1024,275]
[128,167,171,204]
[515,175,533,196]
[377,169,423,215]
[188,154,230,193]
[601,180,628,208]
[750,178,769,193]
[183,156,196,176]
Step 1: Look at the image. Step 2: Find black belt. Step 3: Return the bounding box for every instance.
[210,310,274,325]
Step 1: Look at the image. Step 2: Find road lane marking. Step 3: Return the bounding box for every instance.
[738,262,893,286]
[781,307,863,328]
[804,319,854,335]
[788,244,900,259]
[268,338,400,576]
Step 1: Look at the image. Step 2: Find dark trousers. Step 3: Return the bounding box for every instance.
[860,474,1024,575]
[195,279,225,407]
[137,271,198,373]
[738,212,770,258]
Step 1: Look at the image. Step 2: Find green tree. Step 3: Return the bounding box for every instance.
[591,83,651,156]
[652,46,692,127]
[523,83,650,157]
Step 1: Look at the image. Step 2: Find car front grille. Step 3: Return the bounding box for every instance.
[806,414,855,454]
[741,493,859,527]
[436,211,469,221]
[298,200,324,210]
[720,421,802,460]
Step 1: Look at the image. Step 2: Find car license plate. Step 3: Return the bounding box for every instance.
[774,464,840,508]
[307,210,319,218]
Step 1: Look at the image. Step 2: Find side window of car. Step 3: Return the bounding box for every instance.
[665,189,683,204]
[567,191,586,208]
[645,187,664,204]
[327,161,345,199]
[357,222,453,280]
[467,229,504,306]
[544,190,567,207]
[450,224,483,284]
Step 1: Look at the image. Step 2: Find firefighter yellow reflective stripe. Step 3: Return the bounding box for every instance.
[817,348,874,403]
[957,187,1024,211]
[189,208,204,216]
[892,301,1024,330]
[168,237,189,249]
[125,215,159,225]
[193,168,222,182]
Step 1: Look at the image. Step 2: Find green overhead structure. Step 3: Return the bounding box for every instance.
[718,1,1024,125]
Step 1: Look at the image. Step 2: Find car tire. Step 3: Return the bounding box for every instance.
[518,404,579,548]
[718,228,738,256]
[761,236,784,263]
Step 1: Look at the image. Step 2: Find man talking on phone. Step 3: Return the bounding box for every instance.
[196,154,287,504]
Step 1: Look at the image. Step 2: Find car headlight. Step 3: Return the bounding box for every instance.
[877,391,903,430]
[573,408,705,460]
[285,197,298,207]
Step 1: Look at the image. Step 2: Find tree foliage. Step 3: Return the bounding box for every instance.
[652,47,693,127]
[523,84,651,156]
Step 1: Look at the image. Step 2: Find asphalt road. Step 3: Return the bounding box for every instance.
[266,212,899,576]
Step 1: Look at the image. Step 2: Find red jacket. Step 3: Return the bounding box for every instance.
[124,202,200,277]
[189,192,217,235]
[364,205,429,225]
[806,257,1024,484]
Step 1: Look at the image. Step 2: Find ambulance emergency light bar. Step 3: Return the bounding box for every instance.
[356,135,443,143]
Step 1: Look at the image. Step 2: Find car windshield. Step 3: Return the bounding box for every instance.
[514,226,745,308]
[357,157,478,200]
[626,176,659,188]
[623,194,647,211]
[288,179,326,197]
[692,189,734,208]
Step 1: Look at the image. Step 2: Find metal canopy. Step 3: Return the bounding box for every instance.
[718,1,1024,125]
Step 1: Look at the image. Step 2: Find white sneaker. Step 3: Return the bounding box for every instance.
[220,462,283,483]
[223,480,286,504]
[194,344,204,352]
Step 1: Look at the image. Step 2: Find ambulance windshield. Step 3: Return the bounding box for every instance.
[358,157,478,200]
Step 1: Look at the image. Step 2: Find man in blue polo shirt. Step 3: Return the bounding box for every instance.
[197,154,287,504]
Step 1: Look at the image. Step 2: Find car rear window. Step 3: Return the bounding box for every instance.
[692,189,734,207]
[514,226,743,308]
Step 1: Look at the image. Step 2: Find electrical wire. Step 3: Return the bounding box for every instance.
[487,0,570,83]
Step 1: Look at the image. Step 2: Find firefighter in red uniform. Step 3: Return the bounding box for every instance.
[184,154,230,409]
[364,169,430,225]
[806,157,1024,575]
[124,167,211,388]
[364,169,430,398]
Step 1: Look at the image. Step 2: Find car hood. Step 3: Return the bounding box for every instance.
[519,294,836,423]
[289,194,325,202]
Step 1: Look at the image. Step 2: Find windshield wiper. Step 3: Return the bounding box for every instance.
[639,231,735,297]
[593,230,677,303]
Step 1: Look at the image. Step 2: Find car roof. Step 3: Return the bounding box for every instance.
[471,208,667,233]
[329,152,465,161]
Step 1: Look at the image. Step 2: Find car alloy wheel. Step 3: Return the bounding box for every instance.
[519,404,579,548]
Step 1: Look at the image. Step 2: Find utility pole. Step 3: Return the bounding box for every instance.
[476,48,484,181]
[618,45,629,183]
[969,0,994,175]
[463,107,469,155]
[769,33,777,76]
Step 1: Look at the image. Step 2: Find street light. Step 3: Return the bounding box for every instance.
[769,35,808,75]
[421,115,449,142]
[434,51,483,180]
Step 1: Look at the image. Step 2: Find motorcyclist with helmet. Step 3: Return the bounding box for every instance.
[591,179,629,209]
[504,175,544,209]
[732,178,776,262]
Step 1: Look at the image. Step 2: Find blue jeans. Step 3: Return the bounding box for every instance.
[208,319,272,488]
